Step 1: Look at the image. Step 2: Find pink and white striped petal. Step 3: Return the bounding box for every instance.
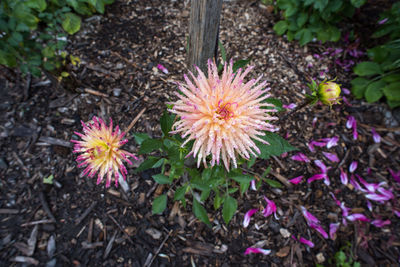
[315,160,328,173]
[243,209,258,228]
[307,173,326,183]
[291,153,310,162]
[371,219,391,227]
[300,206,319,225]
[320,136,339,149]
[250,179,257,191]
[310,223,329,239]
[389,169,400,184]
[371,128,381,143]
[340,168,348,185]
[157,64,169,74]
[346,116,355,129]
[289,175,303,184]
[346,213,370,222]
[349,161,358,173]
[322,152,339,163]
[283,103,297,110]
[262,196,277,218]
[329,223,340,239]
[244,247,271,255]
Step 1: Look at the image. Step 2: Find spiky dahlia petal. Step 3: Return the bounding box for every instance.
[71,116,136,187]
[170,61,277,170]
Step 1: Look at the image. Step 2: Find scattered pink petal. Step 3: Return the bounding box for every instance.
[346,116,355,129]
[262,196,277,218]
[346,213,370,222]
[281,152,288,158]
[342,88,350,95]
[329,223,340,239]
[299,237,314,248]
[340,168,348,185]
[307,173,326,183]
[349,161,358,173]
[291,153,310,162]
[321,136,339,149]
[389,169,400,184]
[350,175,364,191]
[300,206,319,225]
[378,18,388,24]
[323,152,339,162]
[289,175,303,184]
[310,223,329,239]
[365,193,389,203]
[244,247,271,255]
[157,64,169,74]
[342,96,352,106]
[371,128,381,143]
[243,209,258,228]
[313,54,321,59]
[283,103,297,110]
[394,210,400,217]
[312,117,318,128]
[308,142,315,152]
[377,187,394,200]
[371,219,391,227]
[353,128,358,140]
[315,160,328,173]
[250,179,257,191]
[366,200,373,212]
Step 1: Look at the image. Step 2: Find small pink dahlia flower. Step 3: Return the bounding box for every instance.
[169,60,278,170]
[71,116,137,187]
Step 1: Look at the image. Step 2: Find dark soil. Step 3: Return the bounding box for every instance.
[0,0,399,266]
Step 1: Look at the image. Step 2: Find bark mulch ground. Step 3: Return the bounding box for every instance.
[0,0,399,266]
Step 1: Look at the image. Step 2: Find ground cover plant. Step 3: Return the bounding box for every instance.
[0,0,399,266]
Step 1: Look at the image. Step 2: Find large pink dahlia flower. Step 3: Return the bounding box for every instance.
[169,60,278,170]
[71,116,137,187]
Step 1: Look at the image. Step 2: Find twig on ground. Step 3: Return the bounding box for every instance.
[103,230,118,259]
[106,213,134,244]
[124,107,146,133]
[38,136,72,148]
[75,201,98,225]
[84,88,109,98]
[269,171,292,188]
[39,191,56,222]
[144,229,173,267]
[21,219,55,227]
[0,209,19,214]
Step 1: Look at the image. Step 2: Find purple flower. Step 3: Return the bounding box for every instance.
[262,196,277,218]
[289,175,303,184]
[329,223,340,239]
[283,103,297,110]
[323,152,339,162]
[244,247,271,255]
[349,161,358,173]
[371,128,381,143]
[243,209,258,228]
[371,219,391,227]
[340,168,348,185]
[291,153,310,162]
[157,64,169,74]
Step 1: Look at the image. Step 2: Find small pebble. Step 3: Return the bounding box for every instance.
[145,228,162,240]
[113,88,122,97]
[316,252,325,263]
[280,228,291,238]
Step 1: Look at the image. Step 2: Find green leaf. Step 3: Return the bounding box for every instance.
[26,0,47,11]
[230,174,253,184]
[139,138,163,154]
[297,13,308,28]
[174,185,188,201]
[152,194,167,214]
[367,46,389,63]
[135,157,160,172]
[383,74,400,83]
[247,156,256,168]
[388,100,400,108]
[382,82,400,101]
[43,174,54,184]
[133,132,150,145]
[214,193,223,210]
[299,29,312,46]
[284,5,297,17]
[193,198,211,226]
[273,20,288,35]
[218,40,227,63]
[313,0,328,11]
[62,12,81,35]
[264,98,283,112]
[222,196,237,225]
[232,59,251,73]
[255,132,297,160]
[365,80,385,103]
[160,111,175,136]
[200,189,211,201]
[353,62,383,76]
[152,174,171,184]
[350,0,366,8]
[351,77,370,98]
[372,24,398,38]
[202,168,213,181]
[265,179,283,188]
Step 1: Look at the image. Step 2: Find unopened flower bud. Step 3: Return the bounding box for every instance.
[318,81,341,106]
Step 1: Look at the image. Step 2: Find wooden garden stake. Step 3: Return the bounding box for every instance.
[188,0,223,73]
